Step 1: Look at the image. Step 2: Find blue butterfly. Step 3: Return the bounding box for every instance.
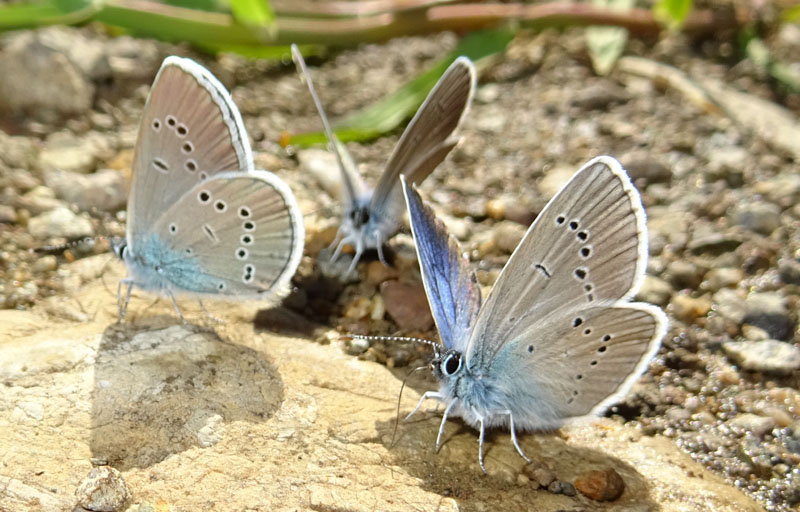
[114,56,305,322]
[398,156,667,472]
[292,45,475,274]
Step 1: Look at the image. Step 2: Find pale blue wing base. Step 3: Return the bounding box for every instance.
[402,175,481,351]
[124,171,304,302]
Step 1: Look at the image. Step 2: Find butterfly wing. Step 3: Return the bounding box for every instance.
[291,44,368,208]
[127,56,253,250]
[402,176,481,352]
[464,156,666,425]
[368,57,476,234]
[145,171,304,298]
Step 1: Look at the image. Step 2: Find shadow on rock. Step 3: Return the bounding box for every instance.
[374,400,659,510]
[90,323,284,471]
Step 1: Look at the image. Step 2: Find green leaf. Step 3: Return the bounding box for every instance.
[653,0,694,29]
[586,0,634,76]
[0,0,98,28]
[782,4,800,23]
[289,27,515,146]
[745,37,800,94]
[226,0,275,38]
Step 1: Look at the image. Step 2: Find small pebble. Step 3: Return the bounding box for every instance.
[670,293,711,323]
[74,466,131,512]
[574,468,626,501]
[722,340,800,376]
[380,280,434,331]
[27,207,93,239]
[730,413,776,438]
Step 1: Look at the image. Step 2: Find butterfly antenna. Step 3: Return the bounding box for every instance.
[290,44,358,205]
[391,364,430,448]
[347,334,443,358]
[30,235,102,255]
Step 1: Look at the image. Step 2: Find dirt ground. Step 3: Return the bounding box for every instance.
[1,8,799,511]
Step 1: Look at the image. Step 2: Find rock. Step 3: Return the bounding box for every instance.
[722,340,800,376]
[0,261,767,512]
[620,151,672,186]
[538,165,575,198]
[703,268,743,292]
[733,202,782,236]
[522,463,556,488]
[636,275,673,308]
[547,480,577,496]
[713,288,746,324]
[39,131,115,175]
[703,145,748,187]
[743,292,795,340]
[574,468,626,501]
[0,204,18,224]
[571,82,630,110]
[475,83,500,104]
[380,280,434,331]
[729,414,776,438]
[664,260,705,290]
[0,29,94,120]
[74,466,131,512]
[36,26,110,81]
[298,148,344,200]
[44,168,126,211]
[0,132,40,170]
[493,220,527,253]
[778,259,800,286]
[103,36,161,82]
[15,185,67,216]
[670,294,711,324]
[27,207,93,239]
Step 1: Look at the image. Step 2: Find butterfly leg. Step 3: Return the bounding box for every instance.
[117,278,134,322]
[404,391,443,422]
[374,232,389,267]
[435,400,456,453]
[507,411,531,463]
[197,299,225,325]
[478,416,487,474]
[327,228,344,256]
[330,233,350,263]
[166,290,188,325]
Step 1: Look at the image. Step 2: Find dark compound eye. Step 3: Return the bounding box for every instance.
[443,353,461,376]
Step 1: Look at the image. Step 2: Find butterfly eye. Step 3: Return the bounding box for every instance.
[442,353,461,376]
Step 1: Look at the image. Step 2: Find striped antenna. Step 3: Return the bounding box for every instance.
[30,236,102,255]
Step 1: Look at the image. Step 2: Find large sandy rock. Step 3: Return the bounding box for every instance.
[0,256,763,511]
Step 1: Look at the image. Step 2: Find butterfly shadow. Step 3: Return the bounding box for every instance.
[374,373,660,509]
[89,320,284,471]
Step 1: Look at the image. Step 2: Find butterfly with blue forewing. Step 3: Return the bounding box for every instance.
[291,44,475,274]
[392,157,667,472]
[113,56,305,323]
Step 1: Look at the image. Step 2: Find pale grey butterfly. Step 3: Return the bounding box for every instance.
[291,44,475,274]
[113,56,305,322]
[392,157,667,472]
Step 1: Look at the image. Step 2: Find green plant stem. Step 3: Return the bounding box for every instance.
[5,0,744,46]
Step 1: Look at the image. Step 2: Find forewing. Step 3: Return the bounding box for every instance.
[492,304,666,428]
[467,156,654,368]
[370,57,475,221]
[402,176,480,351]
[291,44,367,208]
[128,56,253,248]
[150,171,304,298]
